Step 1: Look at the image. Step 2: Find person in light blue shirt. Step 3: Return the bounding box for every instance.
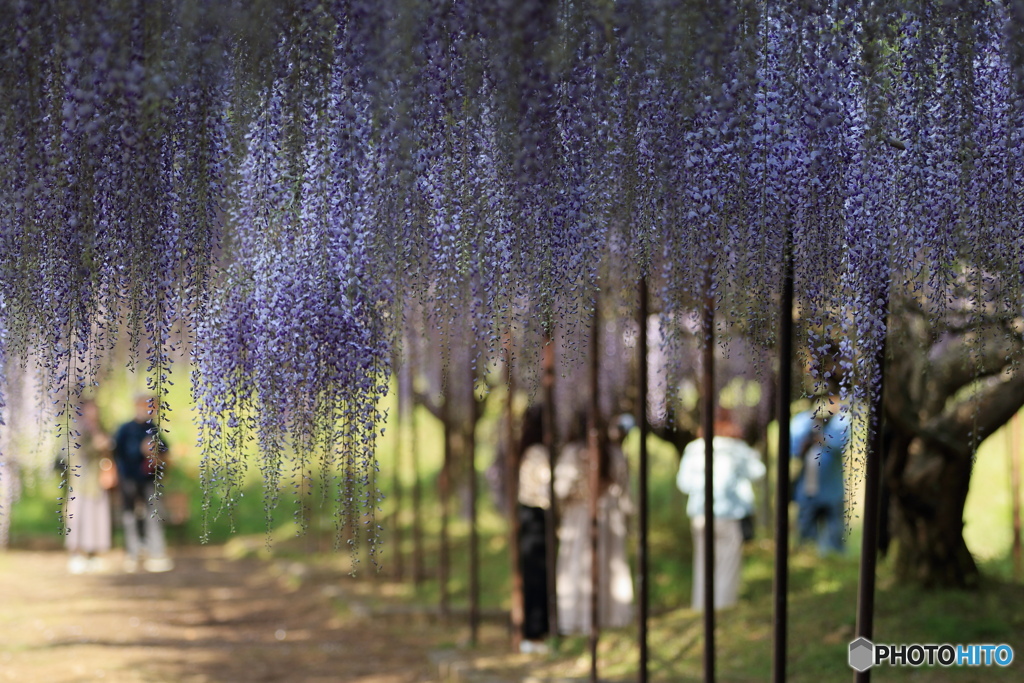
[677,414,766,610]
[790,397,850,555]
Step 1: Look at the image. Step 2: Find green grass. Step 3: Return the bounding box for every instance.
[6,380,1024,680]
[580,544,1024,682]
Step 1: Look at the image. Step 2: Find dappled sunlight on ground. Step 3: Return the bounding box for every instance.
[0,547,441,682]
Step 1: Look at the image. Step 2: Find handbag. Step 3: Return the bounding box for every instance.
[99,457,119,490]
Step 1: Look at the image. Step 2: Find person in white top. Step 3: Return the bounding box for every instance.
[554,414,635,634]
[677,410,765,610]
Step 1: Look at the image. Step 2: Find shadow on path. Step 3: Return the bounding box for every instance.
[0,547,440,682]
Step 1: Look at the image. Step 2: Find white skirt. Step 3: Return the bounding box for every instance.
[65,493,113,554]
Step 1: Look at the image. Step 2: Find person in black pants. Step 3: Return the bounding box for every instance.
[113,394,172,573]
[516,405,551,650]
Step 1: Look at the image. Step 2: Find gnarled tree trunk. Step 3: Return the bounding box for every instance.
[885,431,979,587]
[884,303,1024,588]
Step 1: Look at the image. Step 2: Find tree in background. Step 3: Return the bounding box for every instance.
[884,287,1024,588]
[0,2,1021,586]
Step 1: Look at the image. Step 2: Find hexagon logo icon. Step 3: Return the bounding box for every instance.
[849,637,874,672]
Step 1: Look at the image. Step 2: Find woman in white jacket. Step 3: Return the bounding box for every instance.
[677,413,765,610]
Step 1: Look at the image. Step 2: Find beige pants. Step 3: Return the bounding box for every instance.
[691,517,743,611]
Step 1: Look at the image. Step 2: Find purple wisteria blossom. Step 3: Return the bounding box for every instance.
[1,1,1022,540]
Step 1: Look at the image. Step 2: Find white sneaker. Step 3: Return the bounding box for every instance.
[68,555,88,574]
[85,556,107,573]
[144,557,174,573]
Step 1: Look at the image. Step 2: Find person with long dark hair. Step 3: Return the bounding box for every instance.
[63,398,115,573]
[554,412,634,634]
[516,404,551,650]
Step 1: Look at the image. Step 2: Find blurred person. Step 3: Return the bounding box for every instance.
[677,410,765,610]
[63,398,116,573]
[113,394,172,572]
[790,394,850,555]
[516,404,551,651]
[554,413,634,635]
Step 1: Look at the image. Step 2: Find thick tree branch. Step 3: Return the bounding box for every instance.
[919,369,1024,459]
[923,326,1020,410]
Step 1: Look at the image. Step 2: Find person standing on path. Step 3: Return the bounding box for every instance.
[64,398,115,573]
[676,410,765,610]
[790,394,850,555]
[554,414,634,634]
[113,394,172,572]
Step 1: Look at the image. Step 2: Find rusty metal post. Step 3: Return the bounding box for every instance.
[588,301,602,683]
[542,333,559,641]
[638,276,650,683]
[505,341,524,651]
[854,287,889,683]
[468,366,480,646]
[772,237,794,683]
[701,265,716,683]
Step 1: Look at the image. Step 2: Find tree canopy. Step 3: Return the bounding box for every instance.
[1,1,1022,538]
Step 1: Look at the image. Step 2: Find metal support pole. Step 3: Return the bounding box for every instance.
[468,367,480,646]
[854,289,889,683]
[772,239,794,683]
[638,276,650,683]
[506,342,524,651]
[701,265,716,683]
[542,334,559,641]
[588,301,602,683]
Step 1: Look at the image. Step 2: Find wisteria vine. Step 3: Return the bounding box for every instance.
[1,0,1023,542]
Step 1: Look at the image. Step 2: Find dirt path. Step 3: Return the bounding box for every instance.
[0,547,445,683]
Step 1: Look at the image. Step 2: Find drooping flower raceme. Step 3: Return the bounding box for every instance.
[0,1,1022,542]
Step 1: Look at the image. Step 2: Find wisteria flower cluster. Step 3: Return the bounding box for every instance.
[1,0,1022,537]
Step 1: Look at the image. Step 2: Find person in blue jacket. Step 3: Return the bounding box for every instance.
[790,396,850,555]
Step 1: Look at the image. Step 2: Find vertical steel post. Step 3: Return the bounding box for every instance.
[854,288,889,683]
[588,301,602,683]
[772,237,794,683]
[701,265,716,683]
[638,276,650,683]
[506,341,524,651]
[468,367,480,646]
[542,334,559,641]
